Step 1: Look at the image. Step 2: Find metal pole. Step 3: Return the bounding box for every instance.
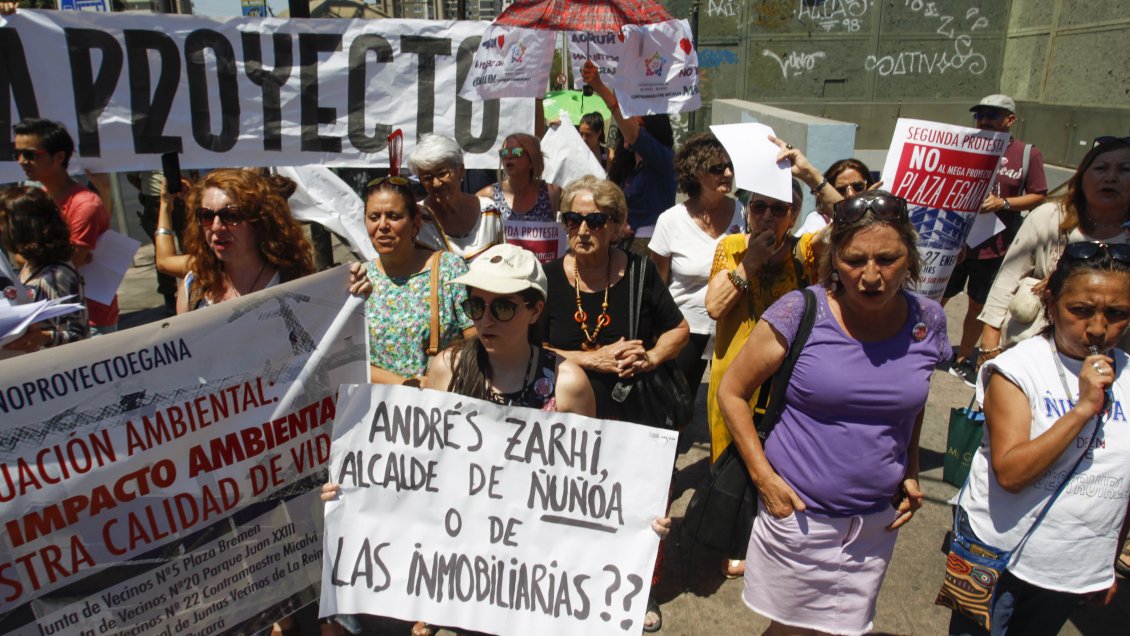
[288,0,310,18]
[688,1,700,132]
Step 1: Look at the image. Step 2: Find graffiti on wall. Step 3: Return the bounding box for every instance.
[863,2,990,77]
[797,0,869,33]
[763,49,827,79]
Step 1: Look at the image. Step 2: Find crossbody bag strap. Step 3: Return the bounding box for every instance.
[756,287,816,439]
[426,251,442,356]
[627,253,645,341]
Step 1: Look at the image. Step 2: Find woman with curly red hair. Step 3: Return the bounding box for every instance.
[176,169,315,312]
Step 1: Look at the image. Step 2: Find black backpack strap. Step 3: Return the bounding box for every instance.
[756,287,817,439]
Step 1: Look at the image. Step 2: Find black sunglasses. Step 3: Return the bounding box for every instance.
[13,148,47,162]
[561,211,610,231]
[832,193,909,225]
[706,162,734,176]
[1092,136,1130,149]
[461,296,529,322]
[748,200,791,218]
[1063,242,1130,265]
[972,110,1007,121]
[835,181,868,196]
[196,205,249,226]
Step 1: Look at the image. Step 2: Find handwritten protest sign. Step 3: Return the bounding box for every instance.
[0,10,534,182]
[0,267,366,635]
[319,384,678,636]
[881,118,1010,299]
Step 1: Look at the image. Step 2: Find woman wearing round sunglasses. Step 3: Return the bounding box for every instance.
[720,138,950,635]
[795,158,879,235]
[362,177,474,386]
[177,169,314,313]
[701,179,814,578]
[409,134,503,262]
[476,133,561,223]
[649,132,746,407]
[948,243,1130,636]
[978,136,1130,361]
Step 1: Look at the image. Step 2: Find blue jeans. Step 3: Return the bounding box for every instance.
[947,508,1082,636]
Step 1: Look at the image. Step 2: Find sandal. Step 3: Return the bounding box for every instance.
[723,558,745,579]
[642,599,662,633]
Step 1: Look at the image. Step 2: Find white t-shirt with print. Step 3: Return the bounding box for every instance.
[648,200,745,335]
[963,336,1130,593]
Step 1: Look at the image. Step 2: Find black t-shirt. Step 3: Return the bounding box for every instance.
[541,252,684,419]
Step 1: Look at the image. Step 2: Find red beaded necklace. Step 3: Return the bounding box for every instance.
[572,255,612,351]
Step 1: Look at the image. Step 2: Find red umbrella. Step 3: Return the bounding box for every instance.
[493,0,674,32]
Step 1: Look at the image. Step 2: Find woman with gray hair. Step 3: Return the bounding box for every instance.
[717,138,950,635]
[409,134,503,262]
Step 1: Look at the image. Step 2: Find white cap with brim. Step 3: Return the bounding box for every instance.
[970,94,1016,113]
[448,244,547,298]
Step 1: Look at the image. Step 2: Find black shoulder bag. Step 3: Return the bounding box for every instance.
[609,253,695,430]
[682,287,817,553]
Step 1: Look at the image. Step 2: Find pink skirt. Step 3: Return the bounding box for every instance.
[742,506,900,636]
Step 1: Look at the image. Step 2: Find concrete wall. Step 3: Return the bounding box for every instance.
[666,0,1130,168]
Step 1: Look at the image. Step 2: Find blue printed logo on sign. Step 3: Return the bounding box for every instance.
[58,0,109,10]
[911,206,974,251]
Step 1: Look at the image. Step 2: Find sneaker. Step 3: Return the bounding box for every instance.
[949,357,977,388]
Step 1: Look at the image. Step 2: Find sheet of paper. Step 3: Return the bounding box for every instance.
[0,296,84,343]
[964,212,1006,248]
[80,230,141,304]
[710,123,793,203]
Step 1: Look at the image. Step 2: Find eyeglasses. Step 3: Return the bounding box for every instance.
[706,162,734,176]
[1062,242,1130,265]
[196,205,249,226]
[13,148,47,162]
[747,200,791,218]
[1092,136,1130,149]
[561,211,611,231]
[461,296,529,322]
[365,175,411,189]
[835,181,868,197]
[498,147,526,159]
[972,110,1007,121]
[832,193,909,225]
[417,168,454,184]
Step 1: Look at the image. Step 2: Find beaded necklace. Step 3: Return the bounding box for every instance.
[572,255,612,351]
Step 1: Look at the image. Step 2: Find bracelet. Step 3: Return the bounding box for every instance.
[727,268,751,293]
[155,228,175,237]
[809,178,828,196]
[979,346,1004,355]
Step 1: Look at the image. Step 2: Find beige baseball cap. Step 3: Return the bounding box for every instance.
[448,244,547,298]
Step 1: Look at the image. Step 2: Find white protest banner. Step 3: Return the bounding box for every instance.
[320,384,678,636]
[504,219,568,264]
[0,11,535,183]
[541,112,606,187]
[613,20,700,117]
[0,266,367,634]
[461,24,557,100]
[279,165,376,261]
[881,119,1009,300]
[566,31,623,90]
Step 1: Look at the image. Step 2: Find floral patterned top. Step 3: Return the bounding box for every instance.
[364,251,472,378]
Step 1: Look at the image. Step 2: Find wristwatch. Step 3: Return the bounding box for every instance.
[1001,197,1012,211]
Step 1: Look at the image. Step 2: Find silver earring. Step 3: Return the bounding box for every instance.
[830,271,840,294]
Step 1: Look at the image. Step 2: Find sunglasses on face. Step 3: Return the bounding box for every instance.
[13,148,47,162]
[196,205,248,226]
[706,162,734,176]
[561,211,611,231]
[1063,241,1130,265]
[831,193,909,225]
[835,181,868,197]
[747,200,791,218]
[972,110,1007,121]
[498,147,526,159]
[1092,136,1130,149]
[417,168,454,184]
[461,296,529,322]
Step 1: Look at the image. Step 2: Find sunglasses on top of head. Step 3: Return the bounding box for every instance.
[831,193,909,225]
[498,147,527,159]
[461,296,530,322]
[561,211,610,231]
[1062,241,1130,266]
[1092,136,1130,149]
[196,205,249,226]
[365,175,411,189]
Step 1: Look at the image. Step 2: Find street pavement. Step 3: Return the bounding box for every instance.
[114,242,1128,635]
